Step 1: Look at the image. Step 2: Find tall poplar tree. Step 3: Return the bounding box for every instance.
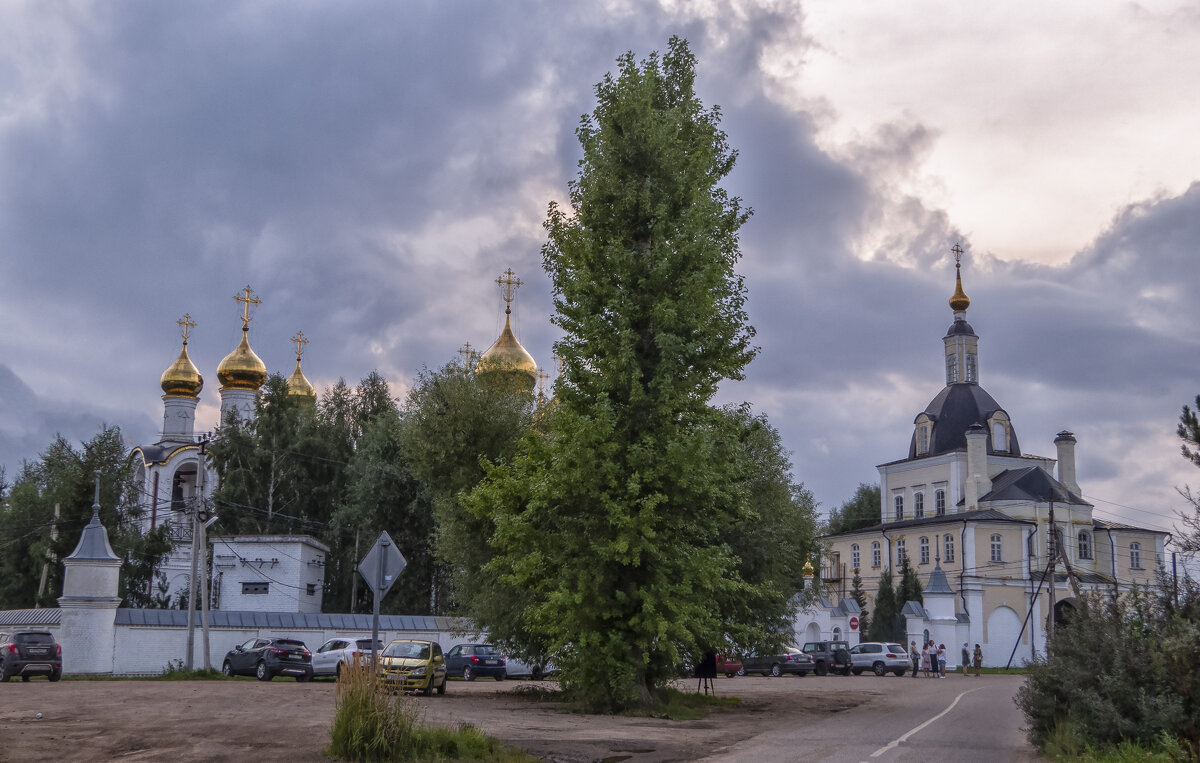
[868,567,899,642]
[466,38,787,711]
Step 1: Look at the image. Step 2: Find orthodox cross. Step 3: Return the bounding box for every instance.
[291,331,308,360]
[554,354,563,376]
[177,314,196,345]
[536,367,549,397]
[234,285,261,327]
[951,243,964,269]
[495,269,522,315]
[458,342,474,371]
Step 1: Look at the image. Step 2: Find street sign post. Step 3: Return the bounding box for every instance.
[358,531,407,671]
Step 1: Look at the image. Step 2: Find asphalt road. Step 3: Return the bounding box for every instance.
[703,673,1039,763]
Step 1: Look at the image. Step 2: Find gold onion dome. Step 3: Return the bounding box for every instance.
[949,244,971,312]
[285,331,316,402]
[476,314,538,387]
[217,327,268,391]
[160,342,203,397]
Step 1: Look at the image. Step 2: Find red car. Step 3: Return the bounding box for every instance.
[715,654,742,678]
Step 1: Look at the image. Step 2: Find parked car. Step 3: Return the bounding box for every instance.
[311,636,384,678]
[445,643,507,681]
[379,639,448,695]
[801,641,852,676]
[0,631,62,682]
[742,646,814,677]
[715,654,742,678]
[222,637,313,681]
[503,655,559,680]
[848,642,909,676]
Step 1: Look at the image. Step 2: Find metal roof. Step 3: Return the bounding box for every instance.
[0,609,62,627]
[112,609,470,631]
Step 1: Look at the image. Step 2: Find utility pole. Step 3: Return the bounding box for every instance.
[198,437,211,670]
[36,503,60,606]
[184,442,203,671]
[1046,499,1056,654]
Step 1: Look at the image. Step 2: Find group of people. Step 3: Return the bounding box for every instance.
[909,640,984,677]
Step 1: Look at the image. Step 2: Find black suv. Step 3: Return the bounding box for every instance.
[0,631,62,682]
[801,640,852,676]
[222,637,313,681]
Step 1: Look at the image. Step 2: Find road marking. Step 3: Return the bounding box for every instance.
[868,686,983,759]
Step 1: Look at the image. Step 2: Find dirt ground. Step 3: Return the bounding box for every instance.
[0,675,871,762]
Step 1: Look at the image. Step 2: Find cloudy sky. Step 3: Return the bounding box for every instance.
[2,0,1198,551]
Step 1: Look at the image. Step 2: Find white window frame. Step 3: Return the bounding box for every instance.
[913,492,925,519]
[871,541,881,568]
[990,534,1003,563]
[851,544,860,571]
[947,355,958,384]
[1130,542,1143,570]
[966,353,977,383]
[894,494,904,521]
[1078,531,1092,560]
[919,536,930,565]
[943,534,955,563]
[896,539,907,565]
[935,489,946,516]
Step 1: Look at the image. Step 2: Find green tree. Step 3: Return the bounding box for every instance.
[398,361,535,616]
[465,38,788,712]
[827,483,881,535]
[867,567,899,642]
[849,568,870,636]
[1178,396,1200,555]
[896,552,923,609]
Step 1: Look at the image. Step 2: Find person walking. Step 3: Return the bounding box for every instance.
[920,642,931,677]
[961,643,970,676]
[910,642,919,678]
[972,644,983,677]
[937,644,947,678]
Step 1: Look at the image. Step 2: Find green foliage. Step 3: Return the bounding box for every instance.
[158,660,227,680]
[462,39,817,713]
[327,661,531,762]
[827,483,881,535]
[620,686,740,720]
[849,568,870,635]
[398,361,535,617]
[867,567,900,642]
[1015,575,1200,758]
[0,426,169,609]
[1178,396,1200,556]
[896,553,923,609]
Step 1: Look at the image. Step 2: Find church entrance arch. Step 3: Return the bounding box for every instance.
[1051,597,1079,629]
[804,622,821,643]
[986,606,1023,666]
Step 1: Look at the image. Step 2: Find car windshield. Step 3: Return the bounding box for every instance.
[384,642,430,659]
[15,633,54,645]
[274,640,306,649]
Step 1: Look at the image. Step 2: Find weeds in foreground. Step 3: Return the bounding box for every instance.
[327,662,533,762]
[1045,722,1193,762]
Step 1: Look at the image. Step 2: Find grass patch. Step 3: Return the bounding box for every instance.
[620,687,740,721]
[328,662,534,762]
[1044,722,1191,762]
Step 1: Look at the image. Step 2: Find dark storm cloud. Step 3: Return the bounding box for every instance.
[0,1,1196,529]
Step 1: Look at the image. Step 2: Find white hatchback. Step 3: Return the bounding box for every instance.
[311,636,385,677]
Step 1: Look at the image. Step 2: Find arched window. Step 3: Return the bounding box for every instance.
[993,421,1007,451]
[935,489,946,516]
[917,425,930,455]
[990,534,1003,563]
[832,627,842,640]
[919,536,930,565]
[947,355,959,384]
[896,539,907,565]
[966,353,977,383]
[1078,531,1092,560]
[851,544,860,571]
[871,541,881,568]
[1130,542,1143,569]
[913,492,925,519]
[943,534,955,563]
[894,494,904,521]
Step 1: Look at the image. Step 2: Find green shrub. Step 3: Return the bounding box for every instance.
[327,662,533,762]
[1016,575,1200,760]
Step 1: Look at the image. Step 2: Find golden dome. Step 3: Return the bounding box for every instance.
[949,263,971,313]
[160,341,203,397]
[216,327,268,391]
[476,314,537,391]
[286,357,316,403]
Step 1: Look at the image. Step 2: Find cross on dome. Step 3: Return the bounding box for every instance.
[234,285,262,327]
[495,269,522,315]
[457,342,475,371]
[291,330,309,360]
[177,314,196,344]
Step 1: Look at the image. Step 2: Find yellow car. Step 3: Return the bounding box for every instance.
[379,639,448,695]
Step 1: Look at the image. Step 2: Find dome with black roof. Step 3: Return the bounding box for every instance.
[908,384,1020,458]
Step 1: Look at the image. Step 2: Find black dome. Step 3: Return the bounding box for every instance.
[909,383,1020,458]
[945,320,976,336]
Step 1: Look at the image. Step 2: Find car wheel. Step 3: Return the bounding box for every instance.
[770,664,782,678]
[725,672,736,678]
[297,672,312,682]
[531,668,543,681]
[436,677,447,695]
[423,679,434,696]
[852,669,863,676]
[814,661,827,677]
[256,661,272,681]
[0,662,9,683]
[463,665,475,682]
[496,671,505,682]
[873,661,886,677]
[222,661,234,678]
[335,662,343,680]
[894,669,906,677]
[21,675,30,682]
[48,670,61,683]
[798,672,808,677]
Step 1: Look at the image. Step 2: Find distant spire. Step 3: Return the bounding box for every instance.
[949,243,971,313]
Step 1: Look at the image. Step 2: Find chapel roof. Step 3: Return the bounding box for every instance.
[979,466,1088,506]
[909,383,1021,459]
